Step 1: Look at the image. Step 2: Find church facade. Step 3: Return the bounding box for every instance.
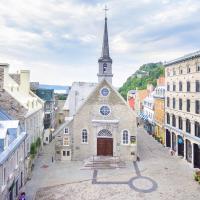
[55,15,137,161]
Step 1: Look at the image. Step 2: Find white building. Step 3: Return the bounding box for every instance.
[0,109,28,200]
[165,50,200,168]
[143,91,155,134]
[0,64,44,151]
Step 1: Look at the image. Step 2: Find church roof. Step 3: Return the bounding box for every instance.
[75,78,136,117]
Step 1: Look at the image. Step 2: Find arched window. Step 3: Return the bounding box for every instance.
[122,130,129,144]
[98,129,112,137]
[103,63,107,73]
[82,129,88,143]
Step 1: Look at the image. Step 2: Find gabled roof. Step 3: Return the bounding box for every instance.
[75,78,136,117]
[0,120,19,139]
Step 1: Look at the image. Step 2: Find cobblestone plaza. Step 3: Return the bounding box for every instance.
[24,126,200,200]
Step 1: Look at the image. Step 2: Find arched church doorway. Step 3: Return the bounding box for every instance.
[97,129,113,156]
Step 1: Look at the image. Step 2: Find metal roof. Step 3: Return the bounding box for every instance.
[164,50,200,67]
[0,108,13,120]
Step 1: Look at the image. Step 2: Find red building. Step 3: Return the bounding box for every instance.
[127,90,136,110]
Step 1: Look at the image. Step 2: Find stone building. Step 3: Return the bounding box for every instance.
[153,77,165,144]
[0,109,28,200]
[55,15,137,162]
[165,51,200,168]
[0,64,44,150]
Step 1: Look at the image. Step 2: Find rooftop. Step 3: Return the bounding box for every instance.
[0,108,13,120]
[164,50,200,66]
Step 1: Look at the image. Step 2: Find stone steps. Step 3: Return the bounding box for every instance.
[81,156,126,170]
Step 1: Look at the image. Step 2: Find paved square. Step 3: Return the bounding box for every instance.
[24,127,200,200]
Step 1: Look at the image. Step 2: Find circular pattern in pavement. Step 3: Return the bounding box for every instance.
[128,176,158,193]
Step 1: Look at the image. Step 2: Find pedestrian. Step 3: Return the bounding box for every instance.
[52,156,54,162]
[137,122,140,127]
[19,192,26,200]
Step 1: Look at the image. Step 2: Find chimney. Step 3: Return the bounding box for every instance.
[19,70,30,94]
[157,76,165,86]
[0,63,9,91]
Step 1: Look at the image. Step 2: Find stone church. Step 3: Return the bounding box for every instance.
[55,15,137,161]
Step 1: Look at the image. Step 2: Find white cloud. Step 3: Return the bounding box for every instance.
[0,0,199,87]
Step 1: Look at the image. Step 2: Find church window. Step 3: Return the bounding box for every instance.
[82,129,88,143]
[98,129,112,137]
[100,105,110,116]
[122,130,129,144]
[103,63,107,73]
[100,87,109,96]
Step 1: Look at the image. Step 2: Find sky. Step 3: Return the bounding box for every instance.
[0,0,200,87]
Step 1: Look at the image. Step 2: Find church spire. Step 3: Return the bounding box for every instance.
[101,6,110,58]
[97,5,113,84]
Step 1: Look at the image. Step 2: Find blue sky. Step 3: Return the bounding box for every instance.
[0,0,200,87]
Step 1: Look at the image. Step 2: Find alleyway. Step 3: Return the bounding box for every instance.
[24,127,200,200]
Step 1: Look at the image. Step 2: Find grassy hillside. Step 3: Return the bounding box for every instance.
[118,62,164,99]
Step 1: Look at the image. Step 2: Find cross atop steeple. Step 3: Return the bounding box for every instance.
[104,5,109,18]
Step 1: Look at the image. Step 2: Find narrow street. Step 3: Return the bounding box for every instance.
[24,126,200,200]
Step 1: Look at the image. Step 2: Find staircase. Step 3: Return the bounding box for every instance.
[81,156,126,170]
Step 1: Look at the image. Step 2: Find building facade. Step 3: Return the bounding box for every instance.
[0,109,28,200]
[55,15,137,162]
[165,51,200,168]
[32,86,55,144]
[154,77,165,144]
[0,64,44,151]
[143,91,155,135]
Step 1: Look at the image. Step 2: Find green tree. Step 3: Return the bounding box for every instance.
[118,62,164,100]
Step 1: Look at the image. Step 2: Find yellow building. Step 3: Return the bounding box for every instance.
[153,77,165,144]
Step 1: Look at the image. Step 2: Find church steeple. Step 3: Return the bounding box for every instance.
[98,6,113,84]
[101,17,110,59]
